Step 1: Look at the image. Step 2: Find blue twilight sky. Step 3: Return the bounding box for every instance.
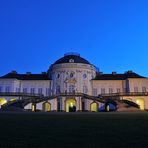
[0,0,148,76]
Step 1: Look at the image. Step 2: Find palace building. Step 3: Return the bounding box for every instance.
[0,53,148,112]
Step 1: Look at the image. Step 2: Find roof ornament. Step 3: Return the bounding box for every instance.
[64,52,80,57]
[11,71,17,74]
[69,59,74,63]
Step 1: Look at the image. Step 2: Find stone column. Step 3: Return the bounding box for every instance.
[76,97,79,111]
[54,98,57,111]
[79,97,82,111]
[62,97,66,111]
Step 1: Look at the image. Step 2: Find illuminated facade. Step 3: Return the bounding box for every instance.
[0,53,148,112]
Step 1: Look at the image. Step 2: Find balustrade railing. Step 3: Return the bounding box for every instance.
[0,92,44,97]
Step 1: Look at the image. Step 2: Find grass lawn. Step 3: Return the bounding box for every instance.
[0,112,148,148]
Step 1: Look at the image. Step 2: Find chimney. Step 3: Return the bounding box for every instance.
[42,72,46,75]
[11,71,17,74]
[26,72,31,75]
[128,70,133,74]
[98,72,103,75]
[112,72,117,75]
[125,70,133,74]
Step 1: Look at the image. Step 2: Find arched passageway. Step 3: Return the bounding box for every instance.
[66,98,76,112]
[0,98,7,106]
[90,102,98,112]
[105,101,117,112]
[136,98,144,110]
[42,102,51,112]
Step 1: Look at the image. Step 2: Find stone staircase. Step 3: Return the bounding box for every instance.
[116,100,140,112]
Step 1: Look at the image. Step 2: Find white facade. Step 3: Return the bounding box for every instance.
[49,62,96,95]
[0,79,51,97]
[0,53,148,111]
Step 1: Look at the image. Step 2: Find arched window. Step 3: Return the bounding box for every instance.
[83,74,87,79]
[83,86,88,94]
[57,73,60,79]
[90,102,98,112]
[56,85,61,94]
[42,102,51,112]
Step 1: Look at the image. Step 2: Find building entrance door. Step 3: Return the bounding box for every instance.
[66,98,76,112]
[90,102,98,112]
[42,102,51,112]
[136,98,144,110]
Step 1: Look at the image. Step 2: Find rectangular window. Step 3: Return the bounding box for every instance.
[101,88,105,94]
[46,88,50,96]
[93,88,97,96]
[23,88,27,93]
[134,87,138,93]
[16,88,20,92]
[109,88,113,94]
[142,87,146,92]
[83,86,88,94]
[5,86,10,92]
[38,88,42,94]
[56,86,61,94]
[123,88,126,93]
[0,86,2,92]
[30,88,35,94]
[117,88,120,93]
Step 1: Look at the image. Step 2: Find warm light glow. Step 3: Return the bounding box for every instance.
[91,102,98,112]
[106,105,110,111]
[43,102,51,112]
[70,102,73,107]
[66,99,76,112]
[0,98,7,105]
[32,104,35,112]
[10,98,16,102]
[136,99,144,110]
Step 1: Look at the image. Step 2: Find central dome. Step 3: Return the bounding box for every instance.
[54,53,90,65]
